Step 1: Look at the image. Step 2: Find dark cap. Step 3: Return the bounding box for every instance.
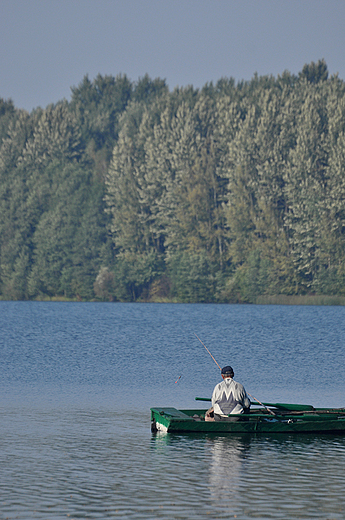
[221,366,234,377]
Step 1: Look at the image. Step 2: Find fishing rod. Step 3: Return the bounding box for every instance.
[194,333,276,416]
[194,333,221,370]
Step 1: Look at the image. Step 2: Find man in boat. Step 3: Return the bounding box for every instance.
[206,366,251,421]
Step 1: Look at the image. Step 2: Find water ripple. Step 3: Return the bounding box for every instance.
[1,302,345,519]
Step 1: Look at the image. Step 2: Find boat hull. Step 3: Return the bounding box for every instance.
[151,407,345,434]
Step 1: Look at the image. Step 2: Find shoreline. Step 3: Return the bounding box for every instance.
[1,294,345,305]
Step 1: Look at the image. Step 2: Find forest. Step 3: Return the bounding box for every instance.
[1,59,345,303]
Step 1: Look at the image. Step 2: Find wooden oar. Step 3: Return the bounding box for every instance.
[247,393,276,415]
[194,333,276,416]
[195,397,314,412]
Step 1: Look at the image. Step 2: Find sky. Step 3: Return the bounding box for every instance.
[1,0,345,112]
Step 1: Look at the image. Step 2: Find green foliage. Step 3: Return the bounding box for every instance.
[93,267,116,301]
[2,64,345,302]
[167,251,216,303]
[112,250,164,302]
[70,74,132,150]
[0,97,16,146]
[132,74,168,104]
[299,59,329,84]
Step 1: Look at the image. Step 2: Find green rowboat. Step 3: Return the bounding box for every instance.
[151,402,345,434]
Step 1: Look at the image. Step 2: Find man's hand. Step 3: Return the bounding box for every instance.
[205,407,215,422]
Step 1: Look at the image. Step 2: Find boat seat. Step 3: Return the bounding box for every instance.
[151,407,192,420]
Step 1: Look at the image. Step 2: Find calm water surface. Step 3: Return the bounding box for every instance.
[1,302,345,519]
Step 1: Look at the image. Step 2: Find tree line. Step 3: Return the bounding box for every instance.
[1,60,345,302]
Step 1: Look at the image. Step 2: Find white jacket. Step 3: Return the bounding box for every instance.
[212,377,250,416]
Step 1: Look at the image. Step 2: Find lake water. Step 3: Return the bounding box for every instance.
[1,301,345,519]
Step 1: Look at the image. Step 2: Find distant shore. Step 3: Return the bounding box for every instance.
[1,294,345,305]
[255,294,345,306]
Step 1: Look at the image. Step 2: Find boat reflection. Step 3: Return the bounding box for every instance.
[150,431,345,518]
[207,433,345,517]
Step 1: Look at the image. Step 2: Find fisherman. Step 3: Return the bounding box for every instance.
[206,366,251,421]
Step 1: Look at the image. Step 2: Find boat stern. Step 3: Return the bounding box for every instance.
[150,407,199,433]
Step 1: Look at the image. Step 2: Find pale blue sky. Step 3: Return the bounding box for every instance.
[1,0,345,111]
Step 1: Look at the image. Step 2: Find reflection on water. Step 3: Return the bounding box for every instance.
[151,432,345,519]
[1,302,345,519]
[208,435,251,508]
[2,407,345,519]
